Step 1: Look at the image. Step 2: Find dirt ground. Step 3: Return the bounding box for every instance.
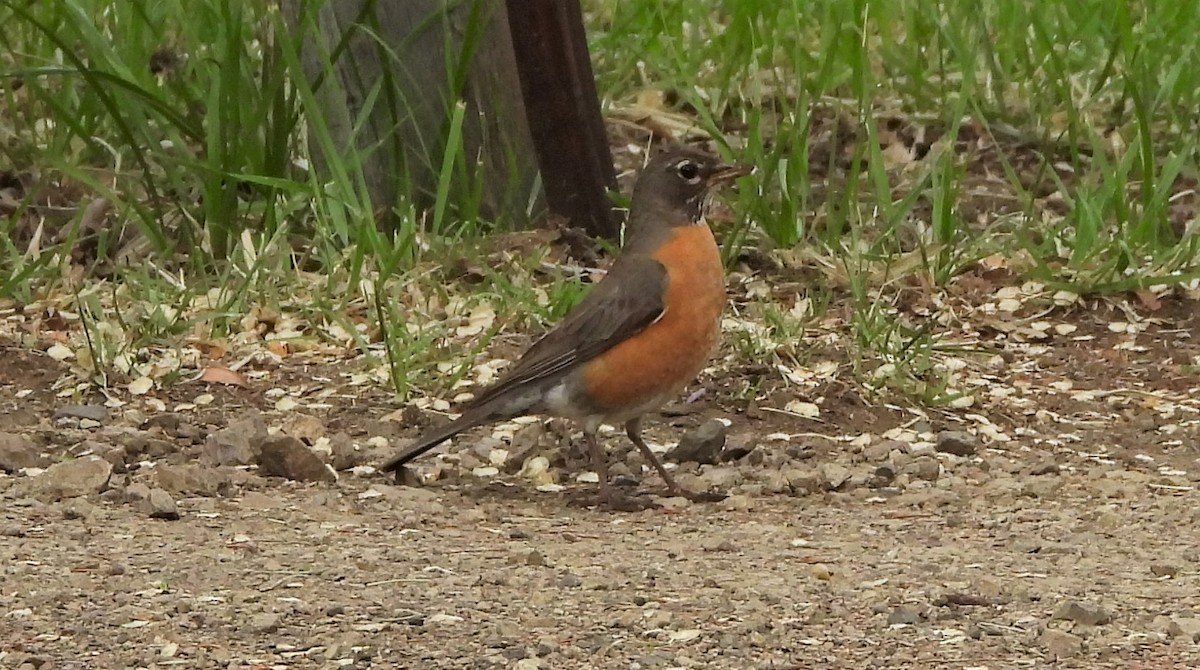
[3,289,1200,670]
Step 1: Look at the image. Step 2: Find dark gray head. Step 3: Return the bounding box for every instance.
[626,146,751,241]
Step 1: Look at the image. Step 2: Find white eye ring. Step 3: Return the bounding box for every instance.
[674,160,702,184]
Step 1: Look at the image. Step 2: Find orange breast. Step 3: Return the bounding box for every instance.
[582,224,725,415]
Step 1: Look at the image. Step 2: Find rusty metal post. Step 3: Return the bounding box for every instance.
[505,0,619,239]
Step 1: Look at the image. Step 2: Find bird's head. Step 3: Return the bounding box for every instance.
[627,146,752,236]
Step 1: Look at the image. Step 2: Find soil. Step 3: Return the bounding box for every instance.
[3,291,1200,670]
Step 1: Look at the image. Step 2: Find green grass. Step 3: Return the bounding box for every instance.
[587,0,1200,394]
[3,0,1200,404]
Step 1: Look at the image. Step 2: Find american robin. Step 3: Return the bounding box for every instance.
[380,146,751,508]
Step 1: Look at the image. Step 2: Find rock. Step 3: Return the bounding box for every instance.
[1086,472,1146,499]
[503,424,547,474]
[62,499,93,520]
[53,404,109,422]
[95,443,128,473]
[582,576,612,591]
[203,414,268,466]
[936,431,977,456]
[239,491,283,510]
[1052,600,1111,626]
[657,495,692,510]
[643,609,672,628]
[124,482,152,501]
[784,468,823,495]
[156,464,229,496]
[762,470,791,494]
[328,431,360,470]
[702,537,737,553]
[142,488,180,520]
[819,463,851,490]
[982,475,1022,500]
[720,441,755,462]
[668,420,727,465]
[1150,562,1180,578]
[513,659,541,670]
[115,433,176,460]
[1166,617,1200,641]
[371,484,443,513]
[247,612,282,634]
[699,465,742,489]
[258,436,337,483]
[891,450,913,469]
[861,440,897,463]
[1040,629,1083,659]
[456,452,483,471]
[887,605,923,625]
[869,463,897,488]
[557,573,582,588]
[142,412,184,433]
[1027,458,1060,476]
[717,494,754,511]
[512,550,545,567]
[1149,614,1175,635]
[390,466,424,488]
[785,443,815,461]
[4,406,39,427]
[1021,477,1063,499]
[904,456,941,482]
[809,564,832,581]
[27,457,112,501]
[280,413,325,443]
[0,432,47,472]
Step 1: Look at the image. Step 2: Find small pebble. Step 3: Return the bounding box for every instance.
[936,431,977,456]
[702,538,737,553]
[1150,563,1179,578]
[248,612,282,634]
[887,605,923,626]
[1040,629,1083,659]
[1053,600,1111,626]
[143,488,180,520]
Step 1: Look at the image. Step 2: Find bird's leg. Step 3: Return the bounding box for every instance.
[584,425,612,503]
[624,416,680,493]
[579,424,661,512]
[625,417,725,503]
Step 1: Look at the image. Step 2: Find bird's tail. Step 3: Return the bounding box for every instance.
[378,411,487,473]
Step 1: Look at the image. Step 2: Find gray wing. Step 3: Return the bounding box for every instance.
[466,254,668,410]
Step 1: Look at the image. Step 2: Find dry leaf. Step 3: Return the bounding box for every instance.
[455,304,496,338]
[128,376,154,395]
[785,400,821,419]
[1134,288,1162,312]
[197,340,228,359]
[275,396,299,412]
[46,343,74,361]
[198,366,249,387]
[978,253,1009,271]
[635,88,667,111]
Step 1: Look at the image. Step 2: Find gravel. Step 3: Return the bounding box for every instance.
[0,404,1198,667]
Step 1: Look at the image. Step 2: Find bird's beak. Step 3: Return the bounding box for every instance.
[710,162,755,184]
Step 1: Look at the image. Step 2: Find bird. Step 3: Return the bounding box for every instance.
[380,146,751,508]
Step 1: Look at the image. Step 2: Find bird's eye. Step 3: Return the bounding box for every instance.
[675,159,701,182]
